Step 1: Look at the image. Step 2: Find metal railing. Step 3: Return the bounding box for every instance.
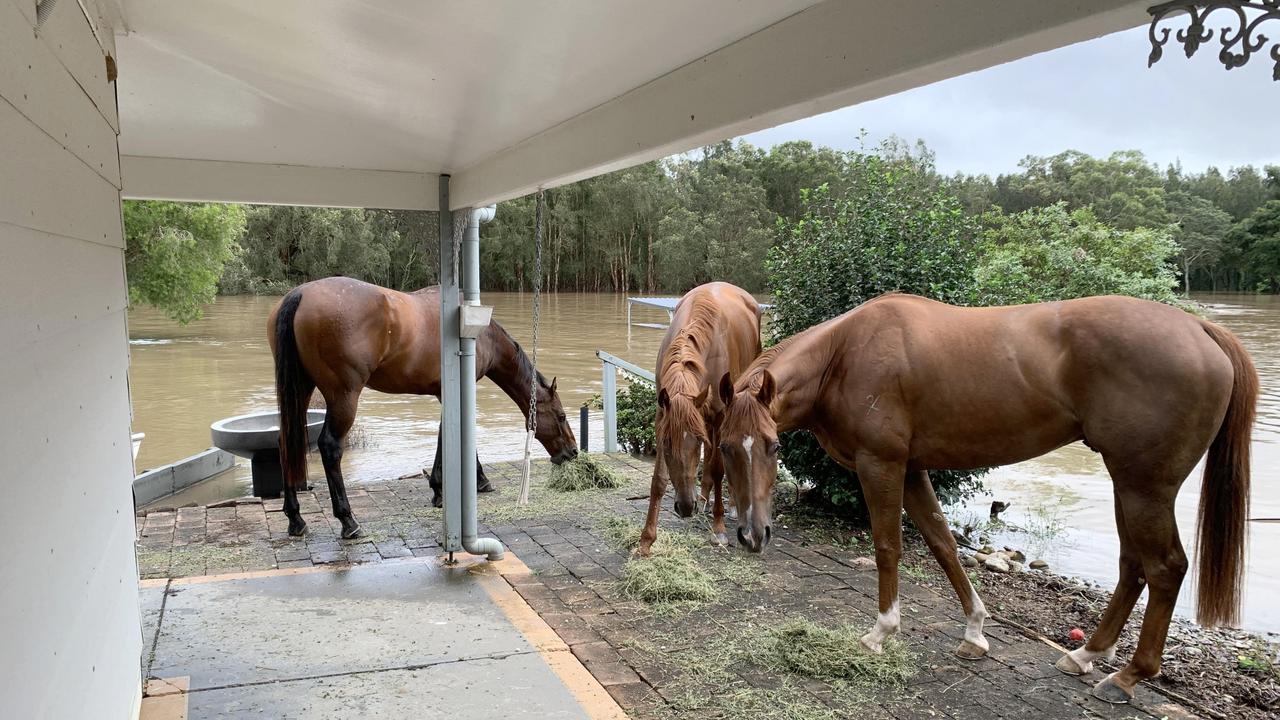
[596,350,654,452]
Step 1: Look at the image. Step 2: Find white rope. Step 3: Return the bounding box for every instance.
[518,189,544,505]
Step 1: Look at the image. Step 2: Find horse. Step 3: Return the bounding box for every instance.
[637,282,762,555]
[269,277,578,539]
[715,293,1255,704]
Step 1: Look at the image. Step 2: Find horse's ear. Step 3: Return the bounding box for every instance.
[658,388,671,410]
[692,385,710,407]
[718,372,734,407]
[550,376,558,392]
[757,371,776,407]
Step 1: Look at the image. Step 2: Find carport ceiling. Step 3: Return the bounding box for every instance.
[111,0,1151,209]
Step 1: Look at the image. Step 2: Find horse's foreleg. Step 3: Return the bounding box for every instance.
[430,425,493,507]
[903,470,988,659]
[637,441,670,557]
[1056,490,1139,676]
[705,441,728,547]
[317,391,361,539]
[855,455,906,654]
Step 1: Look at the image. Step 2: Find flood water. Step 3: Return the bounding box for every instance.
[129,292,1278,632]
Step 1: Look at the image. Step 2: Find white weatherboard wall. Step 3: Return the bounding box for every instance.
[0,1,142,718]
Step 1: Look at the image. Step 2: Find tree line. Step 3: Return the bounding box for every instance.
[123,139,1280,323]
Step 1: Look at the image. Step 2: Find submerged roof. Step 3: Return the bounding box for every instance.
[111,0,1150,210]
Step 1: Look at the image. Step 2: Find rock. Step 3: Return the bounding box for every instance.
[850,557,877,572]
[1029,559,1049,570]
[1002,548,1026,563]
[1183,646,1202,656]
[1008,560,1024,573]
[984,556,1011,573]
[979,545,995,555]
[960,554,978,568]
[974,552,990,563]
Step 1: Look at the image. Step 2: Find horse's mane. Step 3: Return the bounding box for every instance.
[656,293,722,444]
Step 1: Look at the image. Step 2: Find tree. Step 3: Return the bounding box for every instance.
[766,142,985,513]
[974,203,1181,306]
[124,201,245,323]
[1166,191,1232,295]
[994,150,1168,230]
[1230,200,1280,293]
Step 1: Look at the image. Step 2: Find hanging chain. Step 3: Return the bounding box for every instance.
[528,189,544,436]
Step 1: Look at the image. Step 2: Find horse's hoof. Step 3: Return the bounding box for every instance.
[954,640,989,660]
[1054,653,1091,676]
[859,634,883,654]
[635,544,653,558]
[1091,674,1133,705]
[341,522,362,540]
[711,533,729,548]
[477,482,495,494]
[287,520,307,537]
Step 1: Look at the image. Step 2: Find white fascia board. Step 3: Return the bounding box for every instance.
[121,156,438,210]
[451,0,1149,208]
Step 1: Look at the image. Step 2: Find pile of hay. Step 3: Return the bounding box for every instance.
[763,618,915,685]
[547,453,624,491]
[620,548,719,606]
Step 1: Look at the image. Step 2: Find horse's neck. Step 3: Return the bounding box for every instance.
[764,338,828,433]
[481,330,535,420]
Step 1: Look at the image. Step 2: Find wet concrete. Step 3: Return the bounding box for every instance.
[144,561,589,719]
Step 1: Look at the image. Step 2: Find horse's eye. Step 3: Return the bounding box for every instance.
[557,413,566,422]
[718,442,731,454]
[766,439,780,455]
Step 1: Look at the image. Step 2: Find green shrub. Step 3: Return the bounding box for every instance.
[765,144,987,514]
[616,372,657,455]
[975,203,1181,306]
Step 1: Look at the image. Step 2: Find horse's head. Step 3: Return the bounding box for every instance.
[533,374,578,464]
[716,370,779,553]
[656,385,710,518]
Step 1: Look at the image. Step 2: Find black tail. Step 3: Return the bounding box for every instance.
[274,289,313,490]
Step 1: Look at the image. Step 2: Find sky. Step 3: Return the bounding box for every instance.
[739,21,1280,178]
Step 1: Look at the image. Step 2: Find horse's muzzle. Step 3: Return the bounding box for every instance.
[737,523,771,553]
[551,447,578,465]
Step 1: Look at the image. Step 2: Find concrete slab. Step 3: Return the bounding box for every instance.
[185,654,587,719]
[145,559,610,719]
[140,584,167,676]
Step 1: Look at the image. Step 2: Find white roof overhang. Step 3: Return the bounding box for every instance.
[112,0,1151,210]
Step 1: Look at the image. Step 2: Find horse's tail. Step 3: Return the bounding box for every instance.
[1195,319,1258,627]
[274,288,313,491]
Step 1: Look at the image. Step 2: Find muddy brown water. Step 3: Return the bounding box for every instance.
[129,292,1278,632]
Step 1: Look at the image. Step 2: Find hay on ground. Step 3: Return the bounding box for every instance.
[764,618,915,685]
[620,548,719,606]
[547,453,624,491]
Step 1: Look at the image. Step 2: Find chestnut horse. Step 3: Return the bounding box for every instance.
[269,277,577,539]
[716,293,1255,704]
[638,282,762,555]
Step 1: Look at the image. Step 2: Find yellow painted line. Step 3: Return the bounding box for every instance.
[139,676,188,720]
[468,555,630,720]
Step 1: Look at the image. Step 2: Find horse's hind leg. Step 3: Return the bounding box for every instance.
[1055,489,1141,676]
[902,470,988,659]
[430,424,492,508]
[1090,477,1189,704]
[855,455,906,653]
[317,390,361,539]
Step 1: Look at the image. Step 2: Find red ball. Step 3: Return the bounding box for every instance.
[1069,628,1086,643]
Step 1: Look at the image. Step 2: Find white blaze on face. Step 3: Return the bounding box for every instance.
[741,435,754,481]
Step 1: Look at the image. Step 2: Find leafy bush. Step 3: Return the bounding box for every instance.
[616,372,657,455]
[765,144,987,514]
[124,201,246,323]
[974,203,1180,306]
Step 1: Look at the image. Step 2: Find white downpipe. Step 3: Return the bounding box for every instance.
[460,205,502,560]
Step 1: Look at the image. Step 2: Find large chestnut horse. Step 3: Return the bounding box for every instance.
[269,277,577,539]
[638,282,762,555]
[716,293,1255,704]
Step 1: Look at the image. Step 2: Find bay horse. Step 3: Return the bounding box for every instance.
[269,277,578,539]
[716,293,1255,704]
[638,282,762,555]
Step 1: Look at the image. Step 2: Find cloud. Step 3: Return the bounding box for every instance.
[740,24,1280,177]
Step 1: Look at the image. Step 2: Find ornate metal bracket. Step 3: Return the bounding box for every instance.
[1147,1,1280,80]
